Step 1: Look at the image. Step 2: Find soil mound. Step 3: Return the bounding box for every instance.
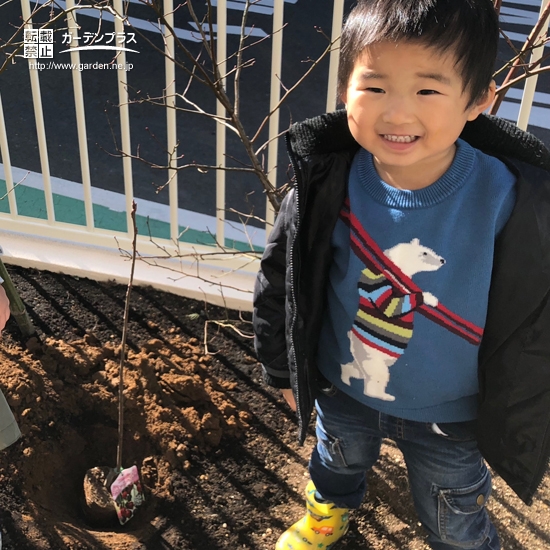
[0,329,252,542]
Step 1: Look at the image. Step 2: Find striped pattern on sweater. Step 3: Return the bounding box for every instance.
[353,265,423,358]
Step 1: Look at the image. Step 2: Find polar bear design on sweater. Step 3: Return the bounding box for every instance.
[341,238,445,401]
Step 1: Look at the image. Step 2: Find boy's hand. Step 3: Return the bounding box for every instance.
[281,388,297,412]
[0,285,10,332]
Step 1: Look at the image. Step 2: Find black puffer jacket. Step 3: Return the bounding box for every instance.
[253,110,550,505]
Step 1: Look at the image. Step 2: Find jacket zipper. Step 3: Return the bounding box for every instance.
[285,134,306,441]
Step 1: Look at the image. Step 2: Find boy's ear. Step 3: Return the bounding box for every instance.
[466,80,496,121]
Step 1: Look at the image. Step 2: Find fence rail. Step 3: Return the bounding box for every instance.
[0,0,547,310]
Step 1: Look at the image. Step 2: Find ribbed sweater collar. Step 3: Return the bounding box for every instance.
[357,139,475,208]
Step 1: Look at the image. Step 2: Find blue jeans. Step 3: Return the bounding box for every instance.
[310,389,500,550]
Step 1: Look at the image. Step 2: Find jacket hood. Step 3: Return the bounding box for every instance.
[287,110,550,172]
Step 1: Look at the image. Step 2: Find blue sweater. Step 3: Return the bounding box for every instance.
[317,139,516,422]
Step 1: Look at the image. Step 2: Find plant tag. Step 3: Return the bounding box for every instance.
[110,465,145,525]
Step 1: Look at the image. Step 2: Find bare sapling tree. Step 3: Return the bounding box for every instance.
[94,0,338,296]
[81,201,144,526]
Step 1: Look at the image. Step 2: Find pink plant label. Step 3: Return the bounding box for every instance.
[110,465,145,525]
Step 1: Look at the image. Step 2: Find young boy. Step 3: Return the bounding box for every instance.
[253,0,550,549]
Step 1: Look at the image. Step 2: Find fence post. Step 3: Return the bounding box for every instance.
[517,0,550,130]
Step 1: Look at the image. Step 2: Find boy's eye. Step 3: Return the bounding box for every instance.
[365,87,385,94]
[418,89,440,95]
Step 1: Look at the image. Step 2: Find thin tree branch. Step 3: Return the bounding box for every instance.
[116,200,138,472]
[496,66,550,97]
[234,0,251,119]
[251,38,336,144]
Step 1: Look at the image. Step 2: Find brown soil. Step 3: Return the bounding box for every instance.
[0,265,548,549]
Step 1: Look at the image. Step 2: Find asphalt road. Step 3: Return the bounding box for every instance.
[0,0,548,224]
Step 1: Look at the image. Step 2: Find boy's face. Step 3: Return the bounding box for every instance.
[342,41,495,190]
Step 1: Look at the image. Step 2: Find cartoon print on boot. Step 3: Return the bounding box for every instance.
[341,238,445,401]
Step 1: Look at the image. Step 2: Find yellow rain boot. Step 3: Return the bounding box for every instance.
[276,480,349,550]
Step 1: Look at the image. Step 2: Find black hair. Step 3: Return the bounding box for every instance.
[338,0,499,107]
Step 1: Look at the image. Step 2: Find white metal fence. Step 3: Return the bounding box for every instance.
[0,0,547,310]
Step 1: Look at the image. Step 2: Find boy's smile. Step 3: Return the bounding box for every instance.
[343,41,495,190]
